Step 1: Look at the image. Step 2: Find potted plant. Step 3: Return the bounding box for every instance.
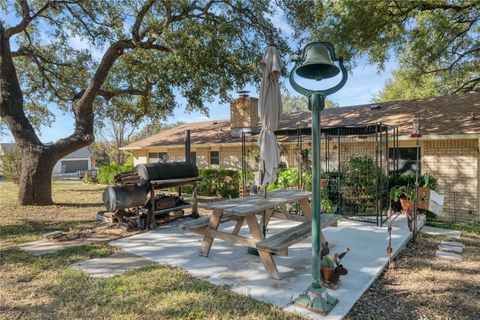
[390,184,415,214]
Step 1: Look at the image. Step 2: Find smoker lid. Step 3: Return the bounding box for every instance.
[134,162,199,182]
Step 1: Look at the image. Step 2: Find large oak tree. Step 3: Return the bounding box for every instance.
[0,0,287,205]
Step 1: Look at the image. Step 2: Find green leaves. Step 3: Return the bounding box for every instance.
[287,0,480,94]
[2,0,290,141]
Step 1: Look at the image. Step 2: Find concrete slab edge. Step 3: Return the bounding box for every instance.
[286,222,417,319]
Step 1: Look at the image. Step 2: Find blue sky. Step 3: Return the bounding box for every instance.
[0,8,397,144]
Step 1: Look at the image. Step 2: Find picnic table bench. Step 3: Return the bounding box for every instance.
[180,189,342,280]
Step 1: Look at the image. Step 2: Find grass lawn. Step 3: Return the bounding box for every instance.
[0,180,299,320]
[1,180,479,319]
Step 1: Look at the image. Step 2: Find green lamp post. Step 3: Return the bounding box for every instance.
[290,41,347,314]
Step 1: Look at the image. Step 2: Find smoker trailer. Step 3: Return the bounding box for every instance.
[103,162,201,230]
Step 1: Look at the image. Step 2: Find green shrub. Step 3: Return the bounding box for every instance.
[0,146,22,184]
[267,168,312,191]
[341,156,386,213]
[196,168,240,198]
[390,173,438,191]
[97,163,133,185]
[83,171,98,184]
[274,168,299,189]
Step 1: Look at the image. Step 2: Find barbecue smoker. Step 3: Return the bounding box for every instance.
[102,162,201,230]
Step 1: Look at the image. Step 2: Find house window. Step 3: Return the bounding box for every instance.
[190,152,196,164]
[149,152,168,163]
[389,147,420,174]
[210,151,220,166]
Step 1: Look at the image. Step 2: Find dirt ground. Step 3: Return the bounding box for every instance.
[346,232,480,320]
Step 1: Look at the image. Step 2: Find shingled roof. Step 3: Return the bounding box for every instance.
[122,92,480,150]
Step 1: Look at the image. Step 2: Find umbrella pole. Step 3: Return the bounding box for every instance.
[294,94,338,314]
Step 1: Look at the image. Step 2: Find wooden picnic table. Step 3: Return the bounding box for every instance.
[180,189,341,280]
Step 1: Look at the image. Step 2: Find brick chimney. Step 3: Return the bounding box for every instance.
[230,94,260,137]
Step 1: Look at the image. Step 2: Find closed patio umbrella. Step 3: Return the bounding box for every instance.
[255,45,283,191]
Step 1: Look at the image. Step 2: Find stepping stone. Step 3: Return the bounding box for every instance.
[19,239,89,255]
[19,234,120,256]
[435,250,463,261]
[420,226,461,239]
[72,252,152,278]
[438,244,463,253]
[441,240,464,248]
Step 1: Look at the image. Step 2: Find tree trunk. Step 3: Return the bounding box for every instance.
[2,22,121,205]
[18,146,58,205]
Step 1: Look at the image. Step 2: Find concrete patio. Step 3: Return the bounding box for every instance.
[111,214,421,320]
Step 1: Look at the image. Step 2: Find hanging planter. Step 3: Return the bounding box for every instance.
[391,185,431,215]
[399,198,413,215]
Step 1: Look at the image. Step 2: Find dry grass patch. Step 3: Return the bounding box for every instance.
[0,180,299,319]
[346,232,480,319]
[0,245,298,320]
[0,180,105,245]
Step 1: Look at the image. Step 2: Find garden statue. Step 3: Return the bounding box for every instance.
[320,242,350,288]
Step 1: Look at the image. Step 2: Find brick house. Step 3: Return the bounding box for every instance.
[122,92,480,222]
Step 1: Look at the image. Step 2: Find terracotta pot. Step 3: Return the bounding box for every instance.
[399,198,413,215]
[321,267,335,284]
[320,179,328,190]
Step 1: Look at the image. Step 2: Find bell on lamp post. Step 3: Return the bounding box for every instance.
[290,42,347,315]
[296,43,341,80]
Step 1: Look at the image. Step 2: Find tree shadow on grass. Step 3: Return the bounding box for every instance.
[67,189,104,193]
[0,219,96,242]
[53,202,104,207]
[24,264,295,320]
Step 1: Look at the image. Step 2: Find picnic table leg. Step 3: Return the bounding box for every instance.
[200,210,222,257]
[260,209,274,229]
[244,214,280,280]
[298,198,312,220]
[232,216,245,235]
[299,198,326,246]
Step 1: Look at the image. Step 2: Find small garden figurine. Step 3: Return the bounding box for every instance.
[320,242,350,288]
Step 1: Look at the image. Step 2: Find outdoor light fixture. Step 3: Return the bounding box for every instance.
[289,42,347,315]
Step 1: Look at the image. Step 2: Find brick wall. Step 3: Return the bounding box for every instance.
[166,149,185,162]
[230,96,259,129]
[132,149,148,165]
[220,147,242,170]
[196,148,209,168]
[423,139,479,222]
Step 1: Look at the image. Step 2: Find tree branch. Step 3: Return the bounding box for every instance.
[452,77,480,93]
[97,88,150,101]
[64,3,99,40]
[418,1,480,12]
[4,1,82,38]
[4,1,52,38]
[132,0,156,42]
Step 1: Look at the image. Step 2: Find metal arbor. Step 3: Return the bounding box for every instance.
[321,124,399,226]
